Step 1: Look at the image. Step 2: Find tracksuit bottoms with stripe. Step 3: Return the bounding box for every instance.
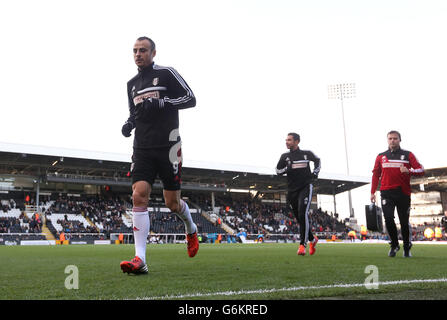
[289,184,315,246]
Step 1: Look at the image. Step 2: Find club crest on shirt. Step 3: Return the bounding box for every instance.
[400,155,405,160]
[304,155,308,160]
[382,199,386,205]
[152,77,159,86]
[382,156,387,163]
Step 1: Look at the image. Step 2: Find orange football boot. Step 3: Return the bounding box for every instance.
[120,256,148,274]
[186,232,199,258]
[309,236,319,255]
[297,244,306,256]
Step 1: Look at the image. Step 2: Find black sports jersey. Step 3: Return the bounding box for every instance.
[276,148,321,192]
[126,62,196,149]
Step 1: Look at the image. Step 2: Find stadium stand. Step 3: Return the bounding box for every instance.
[150,206,222,234]
[41,194,225,240]
[44,195,130,240]
[188,192,347,240]
[3,191,442,244]
[0,199,47,243]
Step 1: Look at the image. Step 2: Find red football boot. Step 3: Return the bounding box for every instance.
[309,236,319,256]
[297,244,306,256]
[186,232,199,258]
[120,256,148,274]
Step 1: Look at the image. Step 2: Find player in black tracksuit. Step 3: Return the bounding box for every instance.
[276,133,321,255]
[119,37,198,275]
[124,61,196,148]
[122,52,196,188]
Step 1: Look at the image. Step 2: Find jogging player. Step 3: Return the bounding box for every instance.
[276,133,321,256]
[120,36,198,274]
[370,130,424,258]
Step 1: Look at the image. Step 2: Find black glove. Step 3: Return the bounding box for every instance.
[135,98,162,119]
[121,120,134,137]
[312,172,319,180]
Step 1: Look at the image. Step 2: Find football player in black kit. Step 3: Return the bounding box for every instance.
[276,133,321,256]
[120,37,199,274]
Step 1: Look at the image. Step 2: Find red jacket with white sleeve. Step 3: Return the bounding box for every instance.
[371,147,424,196]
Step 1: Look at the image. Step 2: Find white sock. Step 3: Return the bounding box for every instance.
[175,200,197,234]
[132,208,150,263]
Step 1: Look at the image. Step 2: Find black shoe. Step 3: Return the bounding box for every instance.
[388,244,400,257]
[404,243,413,258]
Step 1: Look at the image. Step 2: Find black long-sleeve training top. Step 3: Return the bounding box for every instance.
[126,62,196,149]
[276,148,321,192]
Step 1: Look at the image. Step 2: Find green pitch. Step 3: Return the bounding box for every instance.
[1,243,447,300]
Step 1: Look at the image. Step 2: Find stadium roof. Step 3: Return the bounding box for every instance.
[411,167,447,193]
[0,141,370,195]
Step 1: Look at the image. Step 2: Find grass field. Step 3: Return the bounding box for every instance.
[1,242,447,300]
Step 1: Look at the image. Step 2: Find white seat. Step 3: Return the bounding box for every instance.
[48,213,92,233]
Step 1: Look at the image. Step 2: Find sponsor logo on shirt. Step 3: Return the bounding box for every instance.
[291,163,308,169]
[382,163,403,168]
[133,91,160,105]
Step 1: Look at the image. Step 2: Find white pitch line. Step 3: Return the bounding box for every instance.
[140,278,447,300]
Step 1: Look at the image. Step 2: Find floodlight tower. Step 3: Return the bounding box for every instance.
[328,83,356,218]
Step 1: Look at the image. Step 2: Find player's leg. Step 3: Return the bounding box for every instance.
[304,184,315,244]
[120,151,155,274]
[295,188,311,255]
[296,186,313,244]
[297,185,317,254]
[380,191,399,256]
[132,180,151,263]
[120,180,151,274]
[396,193,412,257]
[164,189,197,235]
[164,189,199,257]
[288,191,304,255]
[305,184,318,255]
[160,146,198,257]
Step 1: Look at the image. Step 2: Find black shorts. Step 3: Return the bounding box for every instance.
[130,146,182,191]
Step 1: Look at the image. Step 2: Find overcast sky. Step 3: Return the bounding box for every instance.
[1,0,446,224]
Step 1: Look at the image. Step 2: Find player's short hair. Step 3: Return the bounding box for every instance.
[288,132,300,142]
[387,130,401,141]
[137,36,156,51]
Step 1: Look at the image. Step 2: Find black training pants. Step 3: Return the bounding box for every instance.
[380,187,411,248]
[288,184,315,246]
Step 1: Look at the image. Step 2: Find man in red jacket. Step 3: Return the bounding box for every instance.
[370,130,424,258]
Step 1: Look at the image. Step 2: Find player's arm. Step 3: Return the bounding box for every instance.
[308,150,321,178]
[121,86,136,137]
[408,152,425,177]
[139,67,196,111]
[275,154,288,176]
[162,67,196,110]
[370,155,382,202]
